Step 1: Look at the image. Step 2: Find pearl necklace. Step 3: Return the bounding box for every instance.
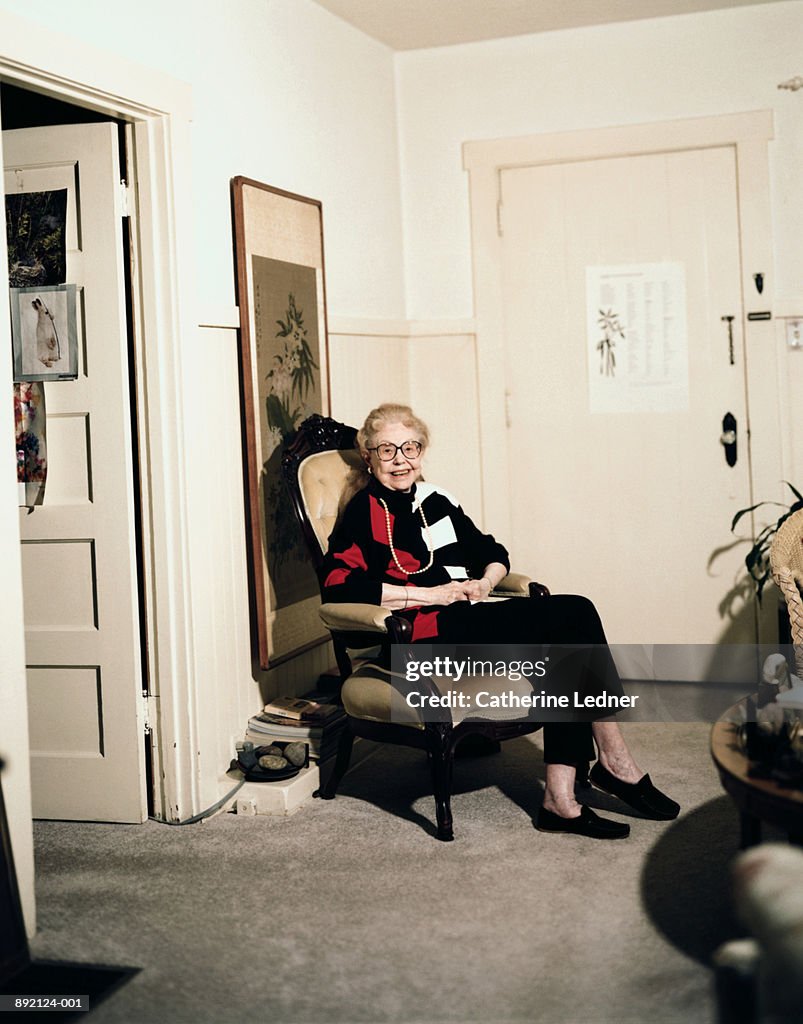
[378,496,434,576]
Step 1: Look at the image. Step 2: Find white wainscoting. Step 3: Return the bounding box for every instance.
[328,317,485,524]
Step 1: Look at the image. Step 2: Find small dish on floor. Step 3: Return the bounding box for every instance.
[241,762,302,783]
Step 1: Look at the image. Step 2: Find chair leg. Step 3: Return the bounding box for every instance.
[740,810,762,850]
[315,725,354,800]
[428,727,455,842]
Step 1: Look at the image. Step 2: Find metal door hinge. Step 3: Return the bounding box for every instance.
[141,690,157,735]
[119,180,131,218]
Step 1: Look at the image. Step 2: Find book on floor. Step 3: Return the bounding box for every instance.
[261,695,341,722]
[249,708,345,737]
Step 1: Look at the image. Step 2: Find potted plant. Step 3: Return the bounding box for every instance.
[731,482,803,600]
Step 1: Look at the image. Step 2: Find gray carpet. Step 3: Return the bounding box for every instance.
[29,722,756,1024]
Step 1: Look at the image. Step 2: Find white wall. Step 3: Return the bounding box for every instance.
[395,0,803,526]
[0,0,406,320]
[396,1,803,320]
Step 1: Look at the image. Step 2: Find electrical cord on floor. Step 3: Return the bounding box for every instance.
[150,776,246,827]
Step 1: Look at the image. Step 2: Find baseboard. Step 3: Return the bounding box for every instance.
[232,737,380,817]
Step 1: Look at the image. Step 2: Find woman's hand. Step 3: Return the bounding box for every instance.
[381,569,504,610]
[461,577,492,602]
[424,582,472,606]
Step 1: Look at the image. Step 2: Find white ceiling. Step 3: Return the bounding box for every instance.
[311,0,782,50]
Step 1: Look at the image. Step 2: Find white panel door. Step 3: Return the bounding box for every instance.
[5,123,147,821]
[500,147,753,659]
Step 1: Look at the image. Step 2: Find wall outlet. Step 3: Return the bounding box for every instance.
[236,798,257,816]
[786,318,803,349]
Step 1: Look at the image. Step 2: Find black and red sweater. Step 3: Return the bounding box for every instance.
[319,477,510,641]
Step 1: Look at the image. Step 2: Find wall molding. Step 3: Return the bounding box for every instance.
[463,109,774,170]
[328,315,476,337]
[198,306,239,330]
[407,319,476,336]
[198,312,478,337]
[773,295,803,319]
[0,9,192,120]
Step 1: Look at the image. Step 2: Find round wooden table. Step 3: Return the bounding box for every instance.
[711,706,803,848]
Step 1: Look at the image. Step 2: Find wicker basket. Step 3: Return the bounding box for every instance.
[770,508,803,676]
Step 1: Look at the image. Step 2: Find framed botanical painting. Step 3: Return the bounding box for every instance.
[10,284,78,382]
[232,177,331,669]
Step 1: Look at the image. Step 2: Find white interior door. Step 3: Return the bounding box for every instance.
[500,146,754,665]
[5,122,147,821]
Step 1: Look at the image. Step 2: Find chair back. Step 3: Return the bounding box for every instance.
[282,415,364,568]
[770,507,803,676]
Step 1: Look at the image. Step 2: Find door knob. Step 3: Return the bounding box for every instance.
[720,412,737,467]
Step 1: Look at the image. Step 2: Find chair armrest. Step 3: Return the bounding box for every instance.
[491,572,550,599]
[319,602,394,633]
[493,572,531,596]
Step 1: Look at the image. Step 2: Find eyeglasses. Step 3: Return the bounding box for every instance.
[367,440,423,462]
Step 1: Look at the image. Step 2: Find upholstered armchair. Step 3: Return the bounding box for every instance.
[281,414,547,841]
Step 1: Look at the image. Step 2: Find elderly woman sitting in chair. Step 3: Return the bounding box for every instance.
[319,402,679,840]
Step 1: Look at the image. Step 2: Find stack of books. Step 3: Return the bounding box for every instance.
[245,694,346,762]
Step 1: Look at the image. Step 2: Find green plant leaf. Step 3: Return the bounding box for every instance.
[731,500,786,531]
[785,481,803,503]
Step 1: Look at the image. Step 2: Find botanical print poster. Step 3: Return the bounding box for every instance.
[586,262,689,414]
[233,176,330,668]
[252,255,322,612]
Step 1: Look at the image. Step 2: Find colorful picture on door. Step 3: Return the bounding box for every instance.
[14,382,47,507]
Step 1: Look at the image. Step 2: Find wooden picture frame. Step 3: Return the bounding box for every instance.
[232,177,331,669]
[10,284,78,382]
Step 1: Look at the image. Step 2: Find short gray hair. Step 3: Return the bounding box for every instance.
[357,403,430,454]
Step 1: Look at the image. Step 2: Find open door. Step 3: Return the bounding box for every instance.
[4,122,147,822]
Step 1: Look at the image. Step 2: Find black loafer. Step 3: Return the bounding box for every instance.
[536,805,630,839]
[589,762,680,820]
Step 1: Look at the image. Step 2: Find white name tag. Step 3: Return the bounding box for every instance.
[426,515,458,551]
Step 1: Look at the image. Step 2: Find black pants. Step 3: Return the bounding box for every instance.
[429,594,623,767]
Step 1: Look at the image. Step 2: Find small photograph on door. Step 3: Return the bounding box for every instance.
[10,284,78,382]
[5,188,67,288]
